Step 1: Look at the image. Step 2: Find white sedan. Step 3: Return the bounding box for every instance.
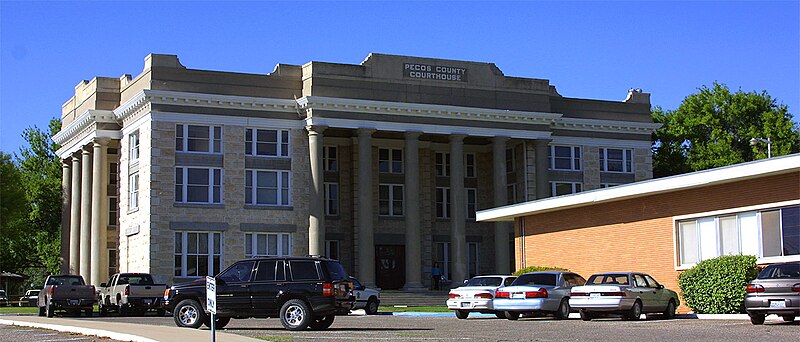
[349,277,381,315]
[569,272,679,321]
[446,275,516,319]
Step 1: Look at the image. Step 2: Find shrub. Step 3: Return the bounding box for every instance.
[677,255,760,314]
[512,266,569,276]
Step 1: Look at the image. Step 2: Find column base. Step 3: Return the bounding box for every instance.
[400,282,428,292]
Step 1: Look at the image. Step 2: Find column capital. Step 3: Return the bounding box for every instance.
[62,159,71,167]
[81,145,92,154]
[92,138,110,147]
[357,128,376,138]
[492,136,510,144]
[404,131,422,140]
[533,139,552,147]
[305,125,327,135]
[449,134,466,143]
[71,152,82,161]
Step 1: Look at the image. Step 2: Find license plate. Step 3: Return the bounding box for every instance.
[460,302,470,308]
[69,300,78,305]
[770,300,786,308]
[511,293,524,299]
[590,293,601,298]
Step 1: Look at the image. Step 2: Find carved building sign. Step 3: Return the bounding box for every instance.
[404,63,468,82]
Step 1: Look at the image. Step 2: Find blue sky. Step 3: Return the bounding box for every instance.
[1,1,798,154]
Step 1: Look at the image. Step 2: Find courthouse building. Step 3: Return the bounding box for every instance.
[53,53,659,289]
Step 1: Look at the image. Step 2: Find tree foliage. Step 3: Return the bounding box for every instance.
[652,82,800,177]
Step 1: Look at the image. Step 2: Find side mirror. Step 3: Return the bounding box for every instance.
[658,284,664,289]
[100,283,106,287]
[463,280,468,284]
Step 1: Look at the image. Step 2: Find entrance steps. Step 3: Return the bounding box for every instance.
[378,289,449,307]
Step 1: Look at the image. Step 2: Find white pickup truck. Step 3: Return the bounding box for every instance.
[97,273,167,316]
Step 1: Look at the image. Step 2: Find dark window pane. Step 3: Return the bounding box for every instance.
[782,206,800,255]
[290,261,319,280]
[219,261,254,283]
[276,261,286,281]
[255,260,277,281]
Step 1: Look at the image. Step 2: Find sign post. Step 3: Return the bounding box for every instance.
[206,276,216,342]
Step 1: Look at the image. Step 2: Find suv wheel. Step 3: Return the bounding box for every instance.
[173,299,206,329]
[280,299,312,331]
[308,314,335,330]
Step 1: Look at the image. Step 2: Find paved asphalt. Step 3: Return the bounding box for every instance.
[9,312,794,342]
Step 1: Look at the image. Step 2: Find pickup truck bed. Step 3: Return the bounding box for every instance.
[97,273,167,316]
[37,275,96,318]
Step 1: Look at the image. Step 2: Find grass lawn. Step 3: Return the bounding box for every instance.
[0,306,38,315]
[378,305,450,313]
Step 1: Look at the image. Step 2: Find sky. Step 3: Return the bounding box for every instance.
[1,1,798,154]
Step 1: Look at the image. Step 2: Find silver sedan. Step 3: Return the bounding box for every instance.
[569,272,679,321]
[493,271,586,320]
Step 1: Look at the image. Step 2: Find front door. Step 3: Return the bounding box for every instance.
[375,245,405,290]
[215,260,255,314]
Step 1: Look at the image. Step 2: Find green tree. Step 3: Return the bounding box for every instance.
[652,82,800,177]
[0,152,29,274]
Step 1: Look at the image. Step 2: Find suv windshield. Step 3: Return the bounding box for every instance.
[512,273,557,286]
[758,263,800,279]
[324,261,349,281]
[465,277,503,287]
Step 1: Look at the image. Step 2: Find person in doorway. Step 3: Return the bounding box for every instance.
[431,262,442,290]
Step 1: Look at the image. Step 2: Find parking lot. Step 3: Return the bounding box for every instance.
[32,313,796,342]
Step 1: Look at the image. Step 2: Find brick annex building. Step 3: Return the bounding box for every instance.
[53,53,659,289]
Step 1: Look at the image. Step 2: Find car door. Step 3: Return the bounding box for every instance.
[631,274,656,312]
[215,260,256,314]
[250,260,286,315]
[644,274,669,310]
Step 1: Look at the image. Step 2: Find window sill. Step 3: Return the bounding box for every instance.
[549,168,582,172]
[245,154,291,159]
[173,203,225,209]
[176,151,223,155]
[127,208,140,215]
[244,205,293,211]
[600,171,635,174]
[378,216,405,221]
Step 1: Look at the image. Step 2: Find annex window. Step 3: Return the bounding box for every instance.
[549,145,581,171]
[466,188,477,219]
[468,242,479,278]
[465,153,476,178]
[505,148,514,173]
[435,242,452,281]
[677,206,800,267]
[323,146,338,171]
[599,148,633,173]
[551,182,583,196]
[108,197,118,227]
[176,124,222,153]
[108,249,118,276]
[128,131,140,162]
[506,184,516,205]
[379,184,404,216]
[174,231,222,277]
[245,170,291,206]
[379,148,403,173]
[245,233,292,258]
[600,183,622,188]
[128,172,139,209]
[436,187,451,219]
[109,162,118,185]
[325,240,340,260]
[175,167,223,204]
[435,152,450,177]
[245,128,290,157]
[324,182,339,216]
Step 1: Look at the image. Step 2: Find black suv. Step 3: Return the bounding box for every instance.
[163,256,354,331]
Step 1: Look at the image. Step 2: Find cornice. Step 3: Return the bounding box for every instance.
[553,118,662,134]
[52,110,116,145]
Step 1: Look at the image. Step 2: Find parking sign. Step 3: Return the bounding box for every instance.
[206,276,216,314]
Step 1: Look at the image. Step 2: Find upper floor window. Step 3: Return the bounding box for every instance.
[175,167,222,204]
[323,146,338,171]
[436,187,451,219]
[549,145,581,171]
[466,188,477,219]
[245,169,291,206]
[465,153,476,178]
[109,162,118,185]
[379,184,404,216]
[246,128,289,157]
[129,131,140,162]
[176,124,222,153]
[435,152,450,177]
[108,197,118,226]
[128,172,139,209]
[379,148,403,173]
[324,182,339,216]
[506,148,515,173]
[599,148,633,173]
[506,184,516,205]
[245,233,292,258]
[551,182,582,196]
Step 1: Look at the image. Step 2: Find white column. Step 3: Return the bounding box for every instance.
[402,132,425,291]
[357,128,376,287]
[60,159,71,274]
[493,136,511,274]
[90,140,107,286]
[534,140,550,199]
[69,154,81,275]
[79,146,92,283]
[307,125,326,256]
[449,134,466,286]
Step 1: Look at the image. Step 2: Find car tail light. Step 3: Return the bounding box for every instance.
[746,284,765,293]
[525,288,548,298]
[792,284,800,293]
[49,286,55,296]
[323,282,333,296]
[602,292,627,297]
[495,291,510,299]
[90,285,96,294]
[571,292,588,297]
[448,293,461,299]
[124,285,130,296]
[474,293,493,299]
[163,288,170,300]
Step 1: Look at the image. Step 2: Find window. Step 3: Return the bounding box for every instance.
[467,242,479,278]
[436,187,451,219]
[128,173,139,209]
[109,162,118,185]
[379,184,404,216]
[435,152,450,177]
[174,231,222,277]
[379,148,403,173]
[218,261,254,283]
[505,148,514,173]
[245,170,290,206]
[323,146,338,171]
[255,260,285,282]
[324,183,339,216]
[435,242,452,280]
[465,153,476,178]
[466,188,477,219]
[549,145,581,171]
[129,131,139,162]
[325,240,340,260]
[289,260,319,281]
[176,124,222,153]
[506,184,516,205]
[108,249,117,276]
[600,183,622,188]
[245,128,290,157]
[677,206,800,267]
[245,233,292,258]
[175,167,222,204]
[108,197,118,227]
[599,148,633,173]
[551,182,582,196]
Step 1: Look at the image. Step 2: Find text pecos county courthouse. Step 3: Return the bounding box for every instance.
[53,53,659,289]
